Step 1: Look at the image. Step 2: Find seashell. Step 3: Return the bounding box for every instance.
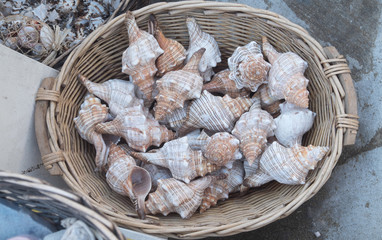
[106,144,151,219]
[95,105,175,152]
[228,41,271,92]
[258,84,283,117]
[77,75,144,117]
[128,136,220,183]
[202,132,242,169]
[178,90,259,136]
[161,101,190,131]
[186,17,221,81]
[200,161,244,213]
[232,105,276,166]
[148,14,186,76]
[262,36,309,108]
[141,162,172,192]
[186,129,209,150]
[243,142,329,187]
[145,175,218,219]
[122,11,164,101]
[40,25,54,51]
[32,4,49,21]
[274,102,316,147]
[73,94,109,170]
[154,48,205,120]
[243,152,263,185]
[202,69,251,98]
[17,25,39,49]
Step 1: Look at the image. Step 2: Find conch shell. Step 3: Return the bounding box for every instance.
[128,136,220,183]
[77,75,143,116]
[232,105,276,166]
[202,132,242,168]
[148,14,186,76]
[178,90,258,136]
[145,175,218,219]
[73,94,109,170]
[259,84,282,117]
[95,105,174,152]
[200,161,244,213]
[186,17,221,81]
[161,101,190,131]
[228,41,271,92]
[106,144,151,219]
[154,48,205,120]
[141,162,172,192]
[186,129,209,150]
[202,69,251,98]
[122,11,164,100]
[243,142,329,187]
[262,36,309,108]
[274,103,315,147]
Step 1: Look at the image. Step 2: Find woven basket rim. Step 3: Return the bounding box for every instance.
[36,1,358,238]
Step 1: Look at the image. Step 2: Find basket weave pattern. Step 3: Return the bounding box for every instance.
[35,1,359,238]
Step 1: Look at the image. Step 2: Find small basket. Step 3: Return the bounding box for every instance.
[34,1,359,238]
[0,171,124,239]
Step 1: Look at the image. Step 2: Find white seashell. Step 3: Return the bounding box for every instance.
[40,25,54,51]
[162,101,190,131]
[274,102,316,147]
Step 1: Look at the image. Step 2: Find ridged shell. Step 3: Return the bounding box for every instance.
[148,14,186,76]
[202,132,242,168]
[259,84,282,117]
[202,69,251,98]
[106,144,151,219]
[274,103,316,147]
[141,162,172,192]
[145,176,216,219]
[73,94,109,170]
[186,17,221,81]
[262,36,309,108]
[200,161,244,213]
[243,142,329,187]
[228,41,271,92]
[128,136,220,183]
[161,101,190,131]
[78,75,144,116]
[95,105,175,152]
[122,11,164,100]
[232,106,276,166]
[186,129,209,150]
[154,48,205,120]
[178,90,259,136]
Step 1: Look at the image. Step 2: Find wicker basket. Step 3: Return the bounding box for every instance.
[0,171,124,239]
[34,1,359,238]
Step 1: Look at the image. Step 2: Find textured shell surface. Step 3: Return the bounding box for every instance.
[161,101,190,131]
[275,102,316,147]
[262,37,309,108]
[122,12,164,100]
[95,105,175,152]
[186,17,221,81]
[228,41,271,92]
[244,142,329,187]
[177,90,257,136]
[232,106,276,166]
[154,48,205,121]
[129,136,219,183]
[202,69,251,98]
[142,162,172,192]
[145,176,216,219]
[259,84,282,116]
[186,129,209,150]
[106,144,151,219]
[78,75,144,117]
[148,14,186,76]
[73,94,109,169]
[202,132,242,168]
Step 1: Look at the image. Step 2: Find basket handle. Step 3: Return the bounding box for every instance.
[323,46,359,146]
[35,77,63,175]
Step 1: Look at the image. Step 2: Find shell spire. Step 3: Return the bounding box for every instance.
[122,11,164,101]
[129,137,220,183]
[95,105,174,152]
[145,175,217,219]
[243,142,329,187]
[262,36,309,108]
[148,14,186,76]
[154,48,205,121]
[106,144,151,219]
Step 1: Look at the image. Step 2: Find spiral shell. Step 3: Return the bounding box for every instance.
[141,163,172,192]
[228,41,271,92]
[161,101,190,131]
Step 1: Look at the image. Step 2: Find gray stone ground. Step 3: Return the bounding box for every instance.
[203,0,382,239]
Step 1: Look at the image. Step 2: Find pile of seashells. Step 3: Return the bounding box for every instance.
[74,12,329,220]
[0,0,123,64]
